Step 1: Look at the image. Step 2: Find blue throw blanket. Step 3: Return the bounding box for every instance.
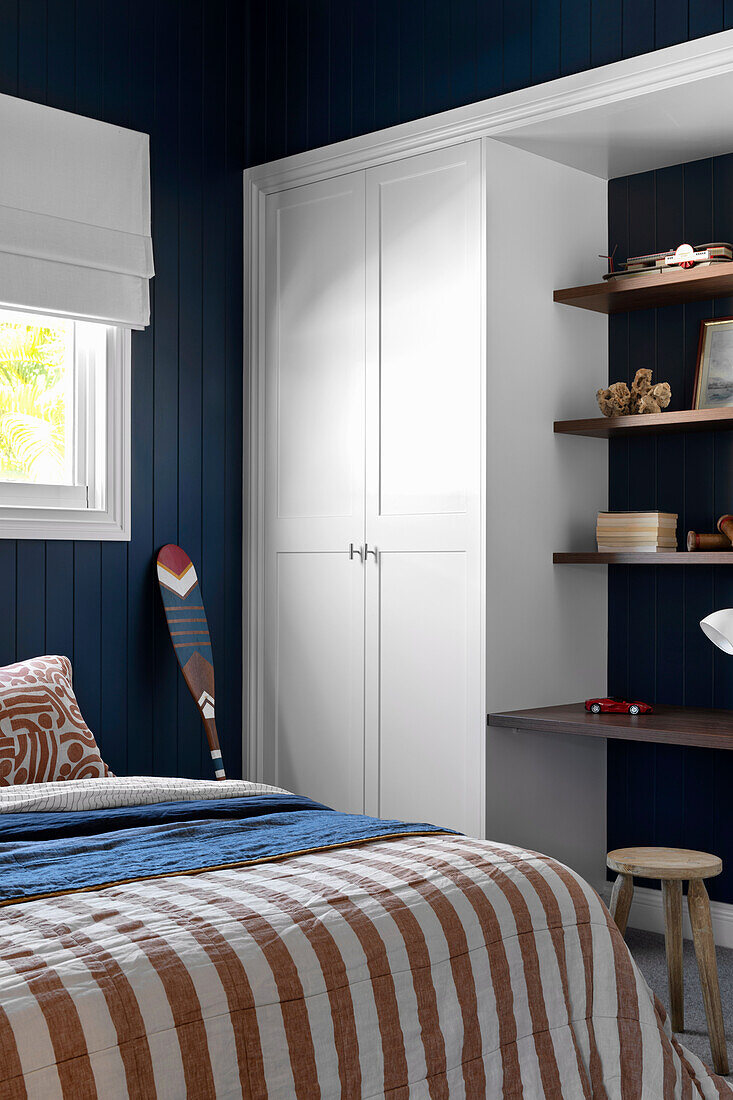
[0,794,454,904]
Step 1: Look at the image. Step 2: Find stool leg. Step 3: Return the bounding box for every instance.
[609,873,634,936]
[662,879,684,1032]
[688,879,729,1076]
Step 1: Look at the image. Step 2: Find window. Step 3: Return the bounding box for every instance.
[0,307,130,540]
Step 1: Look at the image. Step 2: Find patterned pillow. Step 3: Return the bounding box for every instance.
[0,655,111,784]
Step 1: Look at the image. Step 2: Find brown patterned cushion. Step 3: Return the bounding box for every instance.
[0,655,111,784]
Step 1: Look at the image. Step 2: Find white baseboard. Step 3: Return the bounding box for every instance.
[600,883,733,950]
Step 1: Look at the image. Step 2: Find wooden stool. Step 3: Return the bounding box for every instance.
[607,847,728,1076]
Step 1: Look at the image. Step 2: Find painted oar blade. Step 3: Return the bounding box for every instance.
[156,543,226,780]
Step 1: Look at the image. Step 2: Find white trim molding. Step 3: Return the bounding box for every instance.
[244,29,733,195]
[243,179,266,779]
[601,883,733,951]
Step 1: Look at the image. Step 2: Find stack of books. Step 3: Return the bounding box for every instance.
[596,511,678,552]
[604,242,732,281]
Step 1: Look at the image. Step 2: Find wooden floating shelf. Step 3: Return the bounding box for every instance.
[554,261,733,314]
[487,702,733,752]
[554,407,733,438]
[554,551,733,564]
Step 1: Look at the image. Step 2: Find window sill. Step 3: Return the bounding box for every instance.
[0,504,129,541]
[0,483,88,509]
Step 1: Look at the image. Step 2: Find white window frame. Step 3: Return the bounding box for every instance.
[0,315,130,541]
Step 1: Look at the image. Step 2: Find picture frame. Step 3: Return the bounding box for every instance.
[693,316,733,410]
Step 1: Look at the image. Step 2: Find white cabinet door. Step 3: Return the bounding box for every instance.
[364,142,484,836]
[262,173,366,813]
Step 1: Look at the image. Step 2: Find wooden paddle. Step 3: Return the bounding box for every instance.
[156,544,226,779]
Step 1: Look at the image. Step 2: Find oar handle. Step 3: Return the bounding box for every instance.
[204,718,226,780]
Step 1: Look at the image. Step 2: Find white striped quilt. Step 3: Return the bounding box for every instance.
[0,775,287,813]
[0,778,729,1098]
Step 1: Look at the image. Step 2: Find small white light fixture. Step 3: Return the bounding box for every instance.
[700,609,733,656]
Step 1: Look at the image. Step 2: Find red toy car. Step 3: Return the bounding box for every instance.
[585,696,653,716]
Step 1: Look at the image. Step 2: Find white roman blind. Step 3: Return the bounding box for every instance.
[0,93,153,329]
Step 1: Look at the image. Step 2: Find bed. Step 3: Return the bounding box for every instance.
[0,776,729,1099]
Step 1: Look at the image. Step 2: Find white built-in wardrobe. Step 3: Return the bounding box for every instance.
[261,144,483,835]
[246,80,616,855]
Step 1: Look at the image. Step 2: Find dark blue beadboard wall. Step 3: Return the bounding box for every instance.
[606,160,733,904]
[3,0,733,825]
[0,0,245,780]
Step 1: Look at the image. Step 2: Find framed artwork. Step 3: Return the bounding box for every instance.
[693,317,733,409]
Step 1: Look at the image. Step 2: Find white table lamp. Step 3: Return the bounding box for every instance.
[700,609,733,655]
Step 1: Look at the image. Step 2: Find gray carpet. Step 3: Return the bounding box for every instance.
[626,927,733,1078]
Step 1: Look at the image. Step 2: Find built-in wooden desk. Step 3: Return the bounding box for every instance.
[485,703,733,893]
[488,702,733,752]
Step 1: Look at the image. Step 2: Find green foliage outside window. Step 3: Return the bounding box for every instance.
[0,321,68,484]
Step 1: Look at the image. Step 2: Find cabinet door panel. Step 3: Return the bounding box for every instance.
[271,551,364,814]
[267,175,366,536]
[263,173,366,808]
[374,550,468,832]
[365,143,483,837]
[371,150,480,520]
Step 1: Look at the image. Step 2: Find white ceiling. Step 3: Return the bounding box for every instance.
[489,31,733,179]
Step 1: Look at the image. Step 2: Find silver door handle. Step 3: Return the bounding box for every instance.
[365,543,378,562]
[349,542,363,561]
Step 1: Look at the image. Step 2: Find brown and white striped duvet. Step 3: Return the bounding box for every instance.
[0,831,729,1098]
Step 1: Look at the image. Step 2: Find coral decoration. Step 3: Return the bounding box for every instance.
[596,381,631,417]
[597,369,672,417]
